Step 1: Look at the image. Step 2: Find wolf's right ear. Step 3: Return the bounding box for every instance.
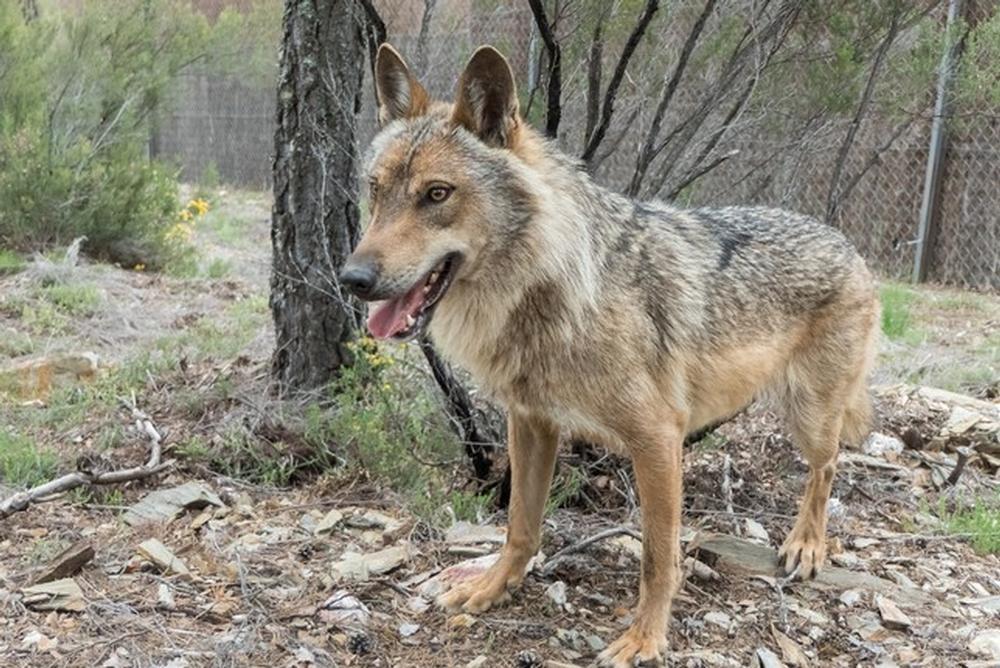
[375,44,429,125]
[452,46,519,148]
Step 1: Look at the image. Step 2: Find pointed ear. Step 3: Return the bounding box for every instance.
[375,43,429,125]
[452,46,520,148]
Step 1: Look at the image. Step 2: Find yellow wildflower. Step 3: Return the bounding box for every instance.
[190,198,210,216]
[133,263,145,272]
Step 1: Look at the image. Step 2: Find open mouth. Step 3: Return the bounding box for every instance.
[366,253,461,342]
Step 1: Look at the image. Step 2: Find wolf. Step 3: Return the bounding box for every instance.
[339,43,879,667]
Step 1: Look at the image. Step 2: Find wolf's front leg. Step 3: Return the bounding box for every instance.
[599,426,683,668]
[438,410,558,613]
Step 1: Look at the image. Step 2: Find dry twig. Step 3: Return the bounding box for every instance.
[0,396,170,519]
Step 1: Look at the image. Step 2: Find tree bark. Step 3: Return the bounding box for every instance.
[270,0,367,393]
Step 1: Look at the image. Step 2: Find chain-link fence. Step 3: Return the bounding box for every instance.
[152,0,999,290]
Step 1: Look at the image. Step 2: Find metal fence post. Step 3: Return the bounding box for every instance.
[913,0,964,283]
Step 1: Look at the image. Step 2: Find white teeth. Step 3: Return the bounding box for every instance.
[406,315,416,327]
[429,272,440,283]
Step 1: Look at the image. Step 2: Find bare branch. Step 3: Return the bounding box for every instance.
[357,0,386,81]
[583,6,611,146]
[831,114,918,212]
[581,0,660,165]
[626,0,714,195]
[665,149,739,201]
[645,0,802,198]
[414,0,438,76]
[825,7,903,224]
[418,339,501,482]
[0,399,169,520]
[527,0,562,138]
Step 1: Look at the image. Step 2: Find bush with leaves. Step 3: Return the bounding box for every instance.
[0,1,211,268]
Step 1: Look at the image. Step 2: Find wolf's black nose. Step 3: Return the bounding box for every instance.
[339,262,378,299]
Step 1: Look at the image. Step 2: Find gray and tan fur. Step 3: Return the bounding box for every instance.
[341,44,879,667]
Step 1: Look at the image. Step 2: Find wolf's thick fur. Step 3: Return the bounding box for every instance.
[343,45,879,667]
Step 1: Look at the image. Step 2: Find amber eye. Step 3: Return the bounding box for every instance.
[426,185,453,203]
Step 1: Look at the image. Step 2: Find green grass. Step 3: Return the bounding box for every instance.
[880,282,923,342]
[205,257,232,279]
[0,328,34,357]
[0,429,57,488]
[942,498,1000,554]
[40,282,101,315]
[0,248,24,274]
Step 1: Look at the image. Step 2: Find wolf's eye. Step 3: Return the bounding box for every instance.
[426,185,453,203]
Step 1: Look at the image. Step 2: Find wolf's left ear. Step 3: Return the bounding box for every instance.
[375,43,429,125]
[452,46,519,148]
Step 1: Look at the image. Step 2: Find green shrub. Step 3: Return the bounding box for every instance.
[0,1,209,268]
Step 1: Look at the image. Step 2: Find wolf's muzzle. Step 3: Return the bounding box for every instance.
[339,259,379,300]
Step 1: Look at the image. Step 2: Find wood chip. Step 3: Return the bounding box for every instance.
[33,540,94,584]
[21,578,85,612]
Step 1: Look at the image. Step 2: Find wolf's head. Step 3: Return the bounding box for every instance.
[340,44,538,342]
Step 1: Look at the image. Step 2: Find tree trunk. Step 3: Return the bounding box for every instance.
[270,0,366,393]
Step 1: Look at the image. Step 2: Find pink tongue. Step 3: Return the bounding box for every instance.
[367,282,427,339]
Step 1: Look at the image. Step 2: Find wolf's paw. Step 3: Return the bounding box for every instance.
[435,560,521,613]
[597,625,667,667]
[778,526,826,579]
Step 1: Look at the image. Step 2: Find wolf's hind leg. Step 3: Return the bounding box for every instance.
[778,410,841,579]
[437,411,558,613]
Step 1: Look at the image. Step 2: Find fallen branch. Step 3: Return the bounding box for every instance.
[0,396,170,519]
[541,525,641,575]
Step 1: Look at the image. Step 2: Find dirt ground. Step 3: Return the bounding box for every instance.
[2,191,999,668]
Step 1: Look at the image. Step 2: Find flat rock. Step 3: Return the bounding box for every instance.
[704,611,732,629]
[0,352,99,399]
[876,595,912,630]
[969,629,1000,661]
[332,544,411,581]
[21,578,85,612]
[840,589,862,607]
[317,589,370,628]
[136,539,191,579]
[314,508,344,535]
[756,646,785,668]
[124,482,223,526]
[444,521,506,545]
[33,540,94,584]
[744,519,770,544]
[771,624,810,667]
[863,433,904,458]
[695,534,951,613]
[546,580,568,607]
